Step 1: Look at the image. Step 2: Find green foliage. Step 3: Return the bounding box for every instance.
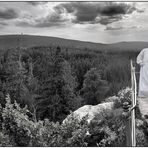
[2,95,31,146]
[1,88,148,147]
[136,119,148,146]
[0,132,13,146]
[0,41,147,146]
[0,46,82,122]
[81,68,109,105]
[36,47,79,121]
[105,87,132,108]
[71,57,94,90]
[1,95,89,147]
[0,45,136,121]
[103,57,131,96]
[86,87,148,147]
[86,107,126,147]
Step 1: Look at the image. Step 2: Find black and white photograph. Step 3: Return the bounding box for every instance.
[0,1,148,147]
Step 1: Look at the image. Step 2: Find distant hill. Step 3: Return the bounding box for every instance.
[106,41,148,52]
[0,35,105,50]
[0,34,148,52]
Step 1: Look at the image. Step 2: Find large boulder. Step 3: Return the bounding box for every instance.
[63,101,114,124]
[138,97,148,118]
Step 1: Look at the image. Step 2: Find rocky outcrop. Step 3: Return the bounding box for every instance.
[63,101,114,124]
[138,97,148,118]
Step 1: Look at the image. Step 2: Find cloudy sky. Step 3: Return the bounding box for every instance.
[0,1,148,43]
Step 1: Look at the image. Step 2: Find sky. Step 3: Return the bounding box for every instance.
[0,1,148,43]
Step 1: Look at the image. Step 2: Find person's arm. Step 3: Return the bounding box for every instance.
[137,49,144,66]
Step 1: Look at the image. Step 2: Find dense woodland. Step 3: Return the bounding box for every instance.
[0,45,139,122]
[1,45,147,146]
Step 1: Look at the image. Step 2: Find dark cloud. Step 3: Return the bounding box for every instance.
[0,8,18,19]
[34,13,67,27]
[16,2,144,28]
[54,2,100,23]
[54,2,142,25]
[100,2,137,16]
[99,15,122,25]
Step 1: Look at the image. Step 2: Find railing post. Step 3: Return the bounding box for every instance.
[122,102,132,146]
[130,60,136,147]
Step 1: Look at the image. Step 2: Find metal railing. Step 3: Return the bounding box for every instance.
[122,60,137,146]
[131,60,137,147]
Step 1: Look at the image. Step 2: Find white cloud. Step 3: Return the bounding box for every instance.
[0,2,148,43]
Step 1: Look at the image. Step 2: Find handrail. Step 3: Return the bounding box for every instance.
[122,60,137,147]
[130,60,137,147]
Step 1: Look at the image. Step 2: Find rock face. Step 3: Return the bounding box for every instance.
[138,97,148,117]
[63,101,114,124]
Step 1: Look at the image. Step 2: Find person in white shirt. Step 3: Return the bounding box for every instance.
[137,48,148,98]
[137,48,148,118]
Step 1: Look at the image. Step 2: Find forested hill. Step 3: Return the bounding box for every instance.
[0,35,105,50]
[1,34,148,146]
[0,34,148,52]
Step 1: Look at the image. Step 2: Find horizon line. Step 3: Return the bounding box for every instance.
[0,33,148,44]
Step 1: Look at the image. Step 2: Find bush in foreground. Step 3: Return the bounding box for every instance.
[0,88,148,147]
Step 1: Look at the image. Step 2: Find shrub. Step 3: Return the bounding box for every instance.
[1,88,147,147]
[1,95,89,146]
[87,107,126,147]
[2,95,32,146]
[0,132,13,146]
